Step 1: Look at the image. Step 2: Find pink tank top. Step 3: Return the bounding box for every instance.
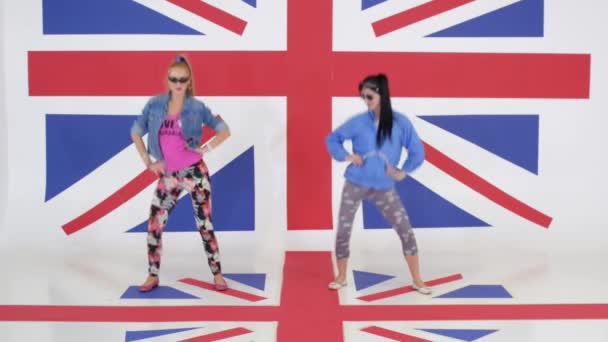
[159,114,201,173]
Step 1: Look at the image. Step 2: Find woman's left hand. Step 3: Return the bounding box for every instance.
[387,167,406,181]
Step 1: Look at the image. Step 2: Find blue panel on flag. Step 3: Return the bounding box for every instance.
[242,0,257,8]
[436,285,512,299]
[45,114,136,201]
[211,147,256,231]
[43,0,203,35]
[429,0,543,37]
[120,286,199,299]
[127,147,255,232]
[353,270,395,291]
[420,115,539,174]
[125,328,200,342]
[363,177,489,228]
[418,329,498,341]
[223,273,266,291]
[362,0,388,10]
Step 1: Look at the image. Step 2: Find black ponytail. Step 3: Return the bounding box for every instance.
[359,73,394,147]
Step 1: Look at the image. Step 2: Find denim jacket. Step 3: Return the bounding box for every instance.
[326,111,425,190]
[130,93,228,161]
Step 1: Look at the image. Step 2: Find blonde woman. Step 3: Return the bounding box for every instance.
[131,55,230,292]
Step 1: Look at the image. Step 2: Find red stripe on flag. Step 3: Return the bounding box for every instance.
[423,142,553,228]
[373,0,475,37]
[357,274,463,302]
[0,305,277,322]
[62,170,157,235]
[362,326,432,342]
[3,304,608,322]
[29,52,591,99]
[332,52,591,99]
[28,51,287,96]
[179,278,267,302]
[285,0,333,229]
[180,328,252,342]
[168,0,247,35]
[276,252,343,340]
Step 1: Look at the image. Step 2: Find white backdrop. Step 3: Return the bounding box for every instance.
[0,0,7,232]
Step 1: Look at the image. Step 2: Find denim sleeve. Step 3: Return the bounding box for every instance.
[326,117,357,162]
[201,103,228,133]
[130,99,151,137]
[400,116,425,173]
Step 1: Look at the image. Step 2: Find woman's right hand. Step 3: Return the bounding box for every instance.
[148,161,165,175]
[386,166,406,181]
[346,154,364,166]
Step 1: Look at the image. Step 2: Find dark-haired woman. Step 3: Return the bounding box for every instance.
[325,74,431,294]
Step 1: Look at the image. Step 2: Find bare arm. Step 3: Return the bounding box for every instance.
[131,132,152,167]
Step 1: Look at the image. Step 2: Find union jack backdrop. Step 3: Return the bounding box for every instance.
[0,0,605,341]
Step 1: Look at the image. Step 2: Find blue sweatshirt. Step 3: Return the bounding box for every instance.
[326,111,425,190]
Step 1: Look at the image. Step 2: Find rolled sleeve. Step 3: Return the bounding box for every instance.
[400,116,425,173]
[326,118,357,162]
[131,100,151,137]
[201,103,228,132]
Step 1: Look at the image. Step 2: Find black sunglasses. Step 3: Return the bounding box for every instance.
[168,76,190,84]
[360,94,374,101]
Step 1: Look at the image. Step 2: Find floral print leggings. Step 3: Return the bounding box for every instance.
[147,160,221,277]
[335,181,418,259]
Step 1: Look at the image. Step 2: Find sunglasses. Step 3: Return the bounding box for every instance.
[360,94,375,101]
[168,76,190,84]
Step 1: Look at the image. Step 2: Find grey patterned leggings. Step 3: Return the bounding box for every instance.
[335,181,418,259]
